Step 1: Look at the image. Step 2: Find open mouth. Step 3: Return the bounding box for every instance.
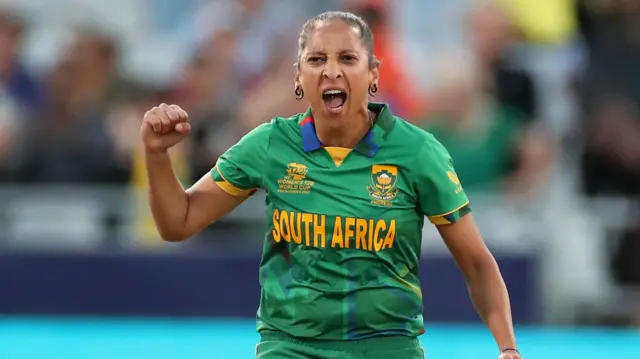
[322,89,347,113]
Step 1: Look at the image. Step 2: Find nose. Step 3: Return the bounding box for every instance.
[323,60,342,80]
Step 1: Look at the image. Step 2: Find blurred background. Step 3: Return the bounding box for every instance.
[0,0,639,357]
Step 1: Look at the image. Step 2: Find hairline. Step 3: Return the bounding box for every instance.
[296,14,378,69]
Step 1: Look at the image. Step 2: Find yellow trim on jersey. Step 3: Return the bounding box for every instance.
[427,200,470,225]
[215,168,255,197]
[324,147,352,167]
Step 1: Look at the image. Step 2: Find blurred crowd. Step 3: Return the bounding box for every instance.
[575,0,640,325]
[0,0,567,194]
[0,0,639,323]
[0,0,553,190]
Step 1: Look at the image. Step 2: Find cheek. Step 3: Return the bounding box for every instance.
[347,70,372,94]
[298,68,320,87]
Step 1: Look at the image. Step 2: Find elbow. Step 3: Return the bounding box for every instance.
[477,253,501,276]
[462,252,501,283]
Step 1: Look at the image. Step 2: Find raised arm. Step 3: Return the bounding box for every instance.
[141,103,266,242]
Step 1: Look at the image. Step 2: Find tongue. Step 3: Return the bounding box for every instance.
[326,95,345,108]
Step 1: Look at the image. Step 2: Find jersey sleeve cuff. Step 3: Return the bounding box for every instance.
[428,201,471,225]
[211,167,257,197]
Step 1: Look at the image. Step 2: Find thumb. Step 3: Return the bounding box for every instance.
[174,122,191,135]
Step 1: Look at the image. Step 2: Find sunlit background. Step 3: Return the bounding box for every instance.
[0,0,639,358]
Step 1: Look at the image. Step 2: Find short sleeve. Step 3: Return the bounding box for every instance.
[414,135,471,225]
[211,122,271,197]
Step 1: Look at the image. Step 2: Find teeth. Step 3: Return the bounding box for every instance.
[323,90,343,95]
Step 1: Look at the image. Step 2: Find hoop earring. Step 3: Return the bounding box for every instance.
[368,84,378,97]
[295,86,304,100]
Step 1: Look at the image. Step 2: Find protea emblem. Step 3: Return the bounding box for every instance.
[367,165,399,201]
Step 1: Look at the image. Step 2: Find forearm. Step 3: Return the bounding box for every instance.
[467,258,517,351]
[144,149,189,241]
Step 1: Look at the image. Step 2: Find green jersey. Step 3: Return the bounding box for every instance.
[211,103,470,340]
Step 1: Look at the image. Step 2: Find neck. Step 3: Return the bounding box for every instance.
[314,106,371,148]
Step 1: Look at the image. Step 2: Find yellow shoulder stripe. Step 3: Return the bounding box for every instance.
[215,169,255,197]
[427,201,470,224]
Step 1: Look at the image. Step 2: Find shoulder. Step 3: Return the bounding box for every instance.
[260,112,305,137]
[242,113,303,142]
[387,117,452,183]
[388,116,445,156]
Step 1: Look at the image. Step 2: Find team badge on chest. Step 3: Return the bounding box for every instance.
[367,165,399,206]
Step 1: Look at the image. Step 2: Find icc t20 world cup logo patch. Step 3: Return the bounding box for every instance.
[278,162,314,194]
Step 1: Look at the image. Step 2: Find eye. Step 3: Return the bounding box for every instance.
[307,56,323,64]
[341,54,358,62]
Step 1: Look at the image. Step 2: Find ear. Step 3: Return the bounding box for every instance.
[369,64,380,88]
[294,64,301,87]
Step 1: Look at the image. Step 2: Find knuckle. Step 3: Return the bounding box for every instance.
[145,109,158,119]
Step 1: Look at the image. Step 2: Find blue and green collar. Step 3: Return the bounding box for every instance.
[299,102,395,157]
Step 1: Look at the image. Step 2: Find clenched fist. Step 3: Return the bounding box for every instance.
[141,103,191,152]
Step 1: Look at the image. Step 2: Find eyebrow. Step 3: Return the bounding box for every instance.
[305,49,358,56]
